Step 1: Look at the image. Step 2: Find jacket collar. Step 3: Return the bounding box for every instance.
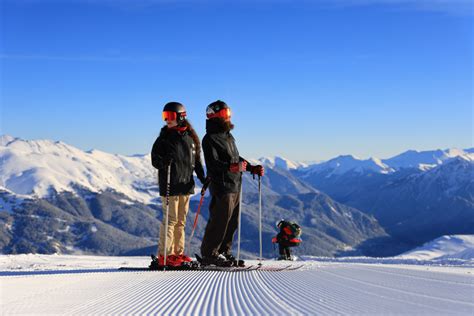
[206,118,234,134]
[160,125,188,137]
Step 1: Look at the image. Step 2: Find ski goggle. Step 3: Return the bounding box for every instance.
[162,111,186,121]
[208,108,232,120]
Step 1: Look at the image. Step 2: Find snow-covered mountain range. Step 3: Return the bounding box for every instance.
[0,135,387,256]
[0,134,472,257]
[1,134,471,202]
[0,135,157,204]
[297,148,472,176]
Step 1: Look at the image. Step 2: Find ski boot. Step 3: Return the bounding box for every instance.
[277,254,292,261]
[199,254,233,267]
[149,254,185,270]
[221,253,245,267]
[149,254,162,270]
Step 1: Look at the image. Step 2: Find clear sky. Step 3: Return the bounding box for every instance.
[1,0,472,161]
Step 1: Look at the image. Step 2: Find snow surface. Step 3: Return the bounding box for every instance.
[0,254,473,315]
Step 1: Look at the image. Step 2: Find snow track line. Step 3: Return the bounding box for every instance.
[251,270,300,315]
[173,271,219,315]
[349,263,474,286]
[69,274,164,314]
[257,270,348,315]
[319,267,474,314]
[314,269,454,314]
[327,264,474,304]
[71,270,298,315]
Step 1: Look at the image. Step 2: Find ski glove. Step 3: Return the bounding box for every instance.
[250,165,265,177]
[201,176,211,195]
[229,161,248,173]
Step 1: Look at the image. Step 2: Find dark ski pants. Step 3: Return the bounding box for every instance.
[279,244,291,258]
[200,192,240,258]
[278,241,298,258]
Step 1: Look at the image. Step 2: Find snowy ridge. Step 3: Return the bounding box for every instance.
[302,155,395,176]
[249,156,308,170]
[0,135,157,204]
[383,148,474,170]
[399,235,474,261]
[299,147,473,177]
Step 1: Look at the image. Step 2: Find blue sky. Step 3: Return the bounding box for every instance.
[1,0,472,161]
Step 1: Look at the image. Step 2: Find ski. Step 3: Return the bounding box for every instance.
[195,265,258,272]
[255,264,305,272]
[119,254,304,272]
[283,264,305,271]
[118,265,257,272]
[118,264,304,272]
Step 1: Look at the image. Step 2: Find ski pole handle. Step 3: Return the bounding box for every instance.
[201,177,211,195]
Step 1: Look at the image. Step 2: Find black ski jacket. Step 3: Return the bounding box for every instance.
[151,126,205,196]
[202,119,248,195]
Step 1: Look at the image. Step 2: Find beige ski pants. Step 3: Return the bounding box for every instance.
[158,195,191,256]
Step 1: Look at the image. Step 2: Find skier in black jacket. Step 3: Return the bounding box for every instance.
[272,220,302,260]
[151,102,206,267]
[200,100,264,266]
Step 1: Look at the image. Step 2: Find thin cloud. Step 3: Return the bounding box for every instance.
[4,0,473,15]
[0,54,197,63]
[323,0,473,15]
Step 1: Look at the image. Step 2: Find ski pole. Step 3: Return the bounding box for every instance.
[236,173,243,264]
[186,179,210,256]
[163,163,171,270]
[258,175,263,266]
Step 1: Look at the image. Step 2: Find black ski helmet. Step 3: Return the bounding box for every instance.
[206,100,231,119]
[163,102,187,124]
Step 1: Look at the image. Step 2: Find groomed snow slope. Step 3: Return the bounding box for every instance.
[1,255,473,315]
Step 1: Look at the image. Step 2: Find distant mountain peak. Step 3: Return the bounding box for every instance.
[0,135,20,146]
[253,156,308,170]
[383,147,473,171]
[302,154,394,177]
